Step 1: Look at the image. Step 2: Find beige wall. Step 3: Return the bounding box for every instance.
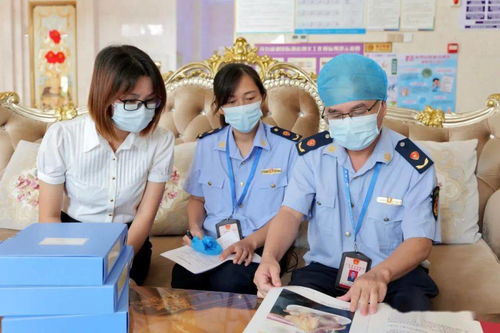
[0,0,176,107]
[238,1,500,113]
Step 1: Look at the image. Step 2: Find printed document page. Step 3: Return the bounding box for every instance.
[161,232,261,274]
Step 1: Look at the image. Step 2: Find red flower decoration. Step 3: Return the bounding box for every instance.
[55,52,66,63]
[45,51,57,64]
[49,30,61,44]
[44,51,66,64]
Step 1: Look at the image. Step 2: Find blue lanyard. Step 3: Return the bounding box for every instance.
[225,130,263,215]
[342,163,382,248]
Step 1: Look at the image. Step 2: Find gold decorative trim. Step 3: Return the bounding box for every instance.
[415,106,445,128]
[0,92,20,105]
[0,90,85,122]
[486,93,500,108]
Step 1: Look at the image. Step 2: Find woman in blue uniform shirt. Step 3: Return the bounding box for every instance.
[171,63,300,294]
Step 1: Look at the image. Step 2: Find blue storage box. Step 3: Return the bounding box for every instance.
[0,245,133,316]
[1,280,129,333]
[0,222,127,286]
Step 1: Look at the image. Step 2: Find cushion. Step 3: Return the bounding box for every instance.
[0,140,40,230]
[151,142,196,236]
[417,139,481,244]
[429,240,500,312]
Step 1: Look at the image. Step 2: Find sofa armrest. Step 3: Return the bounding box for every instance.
[483,189,500,259]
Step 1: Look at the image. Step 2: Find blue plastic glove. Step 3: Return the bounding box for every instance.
[191,236,222,256]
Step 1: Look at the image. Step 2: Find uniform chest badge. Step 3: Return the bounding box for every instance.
[261,168,282,175]
[376,197,403,206]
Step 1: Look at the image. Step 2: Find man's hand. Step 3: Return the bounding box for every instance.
[253,259,282,297]
[337,269,391,315]
[220,238,256,266]
[183,227,203,246]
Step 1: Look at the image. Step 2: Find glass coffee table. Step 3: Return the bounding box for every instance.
[129,286,259,333]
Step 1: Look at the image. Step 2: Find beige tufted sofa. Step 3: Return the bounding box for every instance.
[1,38,500,315]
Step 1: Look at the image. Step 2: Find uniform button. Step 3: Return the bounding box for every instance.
[239,204,243,208]
[108,213,112,217]
[112,157,116,161]
[110,199,114,203]
[345,231,351,237]
[208,181,212,186]
[270,184,276,188]
[384,217,390,222]
[317,201,322,206]
[112,177,116,180]
[240,182,244,187]
[351,203,354,208]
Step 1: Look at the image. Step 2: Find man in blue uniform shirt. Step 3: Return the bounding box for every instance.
[254,54,440,314]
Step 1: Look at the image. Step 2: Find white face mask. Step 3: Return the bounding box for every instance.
[111,103,155,133]
[328,107,381,151]
[222,100,263,133]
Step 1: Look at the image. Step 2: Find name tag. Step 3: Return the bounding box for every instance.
[261,168,282,175]
[376,196,402,206]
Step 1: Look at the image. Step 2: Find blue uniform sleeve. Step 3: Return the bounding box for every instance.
[282,154,316,217]
[183,140,204,197]
[401,166,440,242]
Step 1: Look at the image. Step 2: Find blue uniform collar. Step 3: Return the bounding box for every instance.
[214,121,270,159]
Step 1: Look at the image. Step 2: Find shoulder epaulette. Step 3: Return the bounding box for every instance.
[197,127,225,139]
[270,126,302,142]
[395,138,433,174]
[296,131,332,156]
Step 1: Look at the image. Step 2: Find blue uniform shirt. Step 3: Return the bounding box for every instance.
[184,121,299,238]
[283,128,440,268]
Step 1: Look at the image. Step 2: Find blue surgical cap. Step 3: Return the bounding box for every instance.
[318,54,388,107]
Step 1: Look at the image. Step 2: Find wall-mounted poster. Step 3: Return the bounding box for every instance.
[235,0,294,33]
[397,54,457,113]
[295,0,365,34]
[256,43,364,75]
[31,3,77,110]
[461,0,500,30]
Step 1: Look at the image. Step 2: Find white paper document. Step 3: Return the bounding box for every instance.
[365,0,400,30]
[401,0,436,30]
[161,232,261,274]
[235,0,294,33]
[244,286,482,333]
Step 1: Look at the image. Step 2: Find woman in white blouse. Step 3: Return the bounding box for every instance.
[37,45,174,285]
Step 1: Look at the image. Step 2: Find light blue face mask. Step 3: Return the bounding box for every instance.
[112,103,155,133]
[328,111,381,151]
[222,100,263,133]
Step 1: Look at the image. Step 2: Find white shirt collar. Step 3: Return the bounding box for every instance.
[83,115,141,153]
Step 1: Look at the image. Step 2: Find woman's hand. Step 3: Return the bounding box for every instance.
[220,238,256,266]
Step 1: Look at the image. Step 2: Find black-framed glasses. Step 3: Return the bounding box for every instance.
[322,100,380,120]
[119,98,161,111]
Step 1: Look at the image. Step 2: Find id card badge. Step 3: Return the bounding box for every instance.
[215,219,243,240]
[335,251,372,291]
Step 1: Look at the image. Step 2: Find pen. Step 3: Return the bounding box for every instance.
[186,230,193,240]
